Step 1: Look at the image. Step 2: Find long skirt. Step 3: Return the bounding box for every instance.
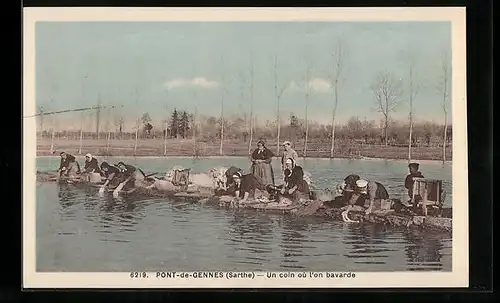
[251,162,275,186]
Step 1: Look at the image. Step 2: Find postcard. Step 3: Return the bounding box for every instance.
[23,7,468,288]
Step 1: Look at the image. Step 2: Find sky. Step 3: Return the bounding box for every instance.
[35,21,452,131]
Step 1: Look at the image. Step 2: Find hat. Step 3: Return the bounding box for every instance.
[100,161,109,168]
[408,162,419,169]
[233,171,243,178]
[356,179,368,188]
[282,141,291,146]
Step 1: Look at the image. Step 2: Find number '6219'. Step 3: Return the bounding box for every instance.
[130,272,148,278]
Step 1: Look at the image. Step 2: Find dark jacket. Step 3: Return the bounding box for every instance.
[84,158,100,174]
[284,166,310,193]
[225,166,242,186]
[405,172,424,197]
[58,154,76,171]
[251,148,274,163]
[235,174,265,199]
[103,166,122,185]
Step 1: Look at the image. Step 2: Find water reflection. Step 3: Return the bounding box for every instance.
[404,229,445,271]
[342,224,398,267]
[279,217,310,270]
[226,211,274,266]
[38,161,452,272]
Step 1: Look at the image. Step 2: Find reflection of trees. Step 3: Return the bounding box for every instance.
[404,229,445,270]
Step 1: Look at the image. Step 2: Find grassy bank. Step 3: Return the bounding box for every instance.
[36,138,452,161]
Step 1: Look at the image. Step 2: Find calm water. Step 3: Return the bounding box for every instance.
[36,156,452,272]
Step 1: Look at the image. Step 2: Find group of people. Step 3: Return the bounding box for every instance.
[211,140,310,204]
[56,143,426,210]
[57,151,144,196]
[336,162,425,218]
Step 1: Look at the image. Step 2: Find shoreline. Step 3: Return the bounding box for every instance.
[36,138,452,163]
[35,154,452,165]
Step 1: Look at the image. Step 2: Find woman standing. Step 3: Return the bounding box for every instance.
[250,140,275,186]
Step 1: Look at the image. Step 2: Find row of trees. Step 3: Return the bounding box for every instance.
[39,113,451,148]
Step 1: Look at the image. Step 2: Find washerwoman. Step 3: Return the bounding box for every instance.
[250,140,275,186]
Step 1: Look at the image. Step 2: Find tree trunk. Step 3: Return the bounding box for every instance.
[248,61,254,155]
[78,112,84,155]
[384,117,388,147]
[50,126,55,155]
[304,93,309,158]
[330,87,338,158]
[193,107,197,157]
[330,118,336,158]
[106,129,111,153]
[134,120,139,156]
[276,109,281,156]
[408,118,413,162]
[443,113,448,163]
[219,94,224,156]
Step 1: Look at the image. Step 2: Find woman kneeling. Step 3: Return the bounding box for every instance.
[280,158,310,202]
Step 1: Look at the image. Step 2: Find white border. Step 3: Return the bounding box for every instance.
[23,7,468,288]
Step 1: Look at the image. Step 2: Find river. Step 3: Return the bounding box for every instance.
[35,156,452,272]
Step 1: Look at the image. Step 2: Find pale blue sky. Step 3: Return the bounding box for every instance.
[36,21,451,128]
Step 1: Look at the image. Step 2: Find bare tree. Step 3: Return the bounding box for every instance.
[219,56,226,156]
[437,50,451,163]
[163,92,169,156]
[248,54,255,155]
[274,54,287,156]
[78,111,84,154]
[95,94,101,140]
[133,87,139,156]
[371,71,403,146]
[105,107,112,153]
[78,73,88,154]
[37,105,45,138]
[192,90,198,157]
[406,62,420,162]
[303,59,312,157]
[328,40,345,158]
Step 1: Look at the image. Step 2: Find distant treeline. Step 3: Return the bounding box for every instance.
[38,109,452,147]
